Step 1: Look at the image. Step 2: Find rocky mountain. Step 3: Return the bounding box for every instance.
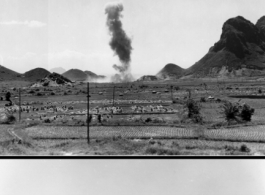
[31,72,73,87]
[23,68,50,81]
[156,63,184,79]
[185,16,265,78]
[0,65,21,81]
[49,67,66,74]
[62,69,88,81]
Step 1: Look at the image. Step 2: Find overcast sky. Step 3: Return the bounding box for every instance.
[0,160,265,195]
[0,0,264,77]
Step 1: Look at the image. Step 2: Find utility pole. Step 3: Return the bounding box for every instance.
[18,88,21,122]
[87,82,90,144]
[112,85,115,106]
[170,86,173,101]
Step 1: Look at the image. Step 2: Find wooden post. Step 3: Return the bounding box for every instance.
[170,86,173,101]
[112,85,115,106]
[87,82,90,144]
[19,88,21,122]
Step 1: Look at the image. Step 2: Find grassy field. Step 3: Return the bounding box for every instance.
[1,79,265,155]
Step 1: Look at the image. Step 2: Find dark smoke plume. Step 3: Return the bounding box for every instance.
[105,2,134,82]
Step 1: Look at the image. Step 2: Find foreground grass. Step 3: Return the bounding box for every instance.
[1,125,264,155]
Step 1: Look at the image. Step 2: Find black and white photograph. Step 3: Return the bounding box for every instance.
[0,160,265,194]
[0,0,265,155]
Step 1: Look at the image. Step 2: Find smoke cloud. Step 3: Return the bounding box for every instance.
[105,2,134,83]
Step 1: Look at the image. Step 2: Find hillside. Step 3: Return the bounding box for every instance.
[31,72,73,87]
[137,75,158,81]
[156,63,184,79]
[0,65,22,81]
[62,69,88,81]
[185,16,265,78]
[84,70,106,81]
[23,68,50,81]
[50,67,66,74]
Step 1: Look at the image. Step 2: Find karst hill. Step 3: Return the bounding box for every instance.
[184,15,265,78]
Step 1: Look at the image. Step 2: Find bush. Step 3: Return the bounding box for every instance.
[200,97,206,102]
[240,104,255,121]
[185,99,201,117]
[185,99,203,123]
[44,118,51,123]
[145,117,152,122]
[0,112,16,124]
[174,86,180,91]
[240,144,251,152]
[172,99,178,104]
[145,146,180,155]
[88,114,92,124]
[220,101,240,122]
[220,101,254,122]
[36,92,43,96]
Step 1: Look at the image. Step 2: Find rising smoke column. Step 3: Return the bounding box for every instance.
[105,2,133,82]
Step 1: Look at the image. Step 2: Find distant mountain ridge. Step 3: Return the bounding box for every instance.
[84,70,106,81]
[50,67,66,74]
[23,68,50,81]
[62,69,88,81]
[156,63,184,79]
[0,65,21,81]
[1,16,265,82]
[0,65,107,82]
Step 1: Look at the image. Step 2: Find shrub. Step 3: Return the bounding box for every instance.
[36,92,43,96]
[145,146,180,155]
[200,97,206,102]
[88,114,92,124]
[220,101,240,122]
[191,114,203,123]
[240,144,251,152]
[44,118,51,123]
[216,98,222,103]
[240,104,255,121]
[145,117,152,122]
[0,111,16,124]
[220,101,255,122]
[184,99,203,123]
[175,86,180,91]
[185,99,200,117]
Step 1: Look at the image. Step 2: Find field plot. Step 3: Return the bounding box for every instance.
[205,126,265,142]
[1,80,265,155]
[23,126,194,139]
[9,125,265,155]
[0,125,14,142]
[22,125,265,143]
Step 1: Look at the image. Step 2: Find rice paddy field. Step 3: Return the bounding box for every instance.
[1,79,265,155]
